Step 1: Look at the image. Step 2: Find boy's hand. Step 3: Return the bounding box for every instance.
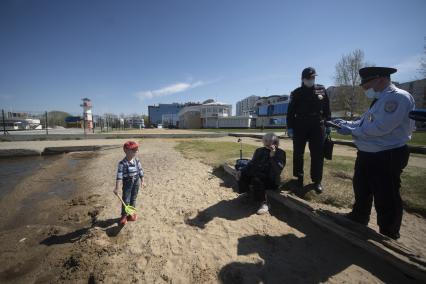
[113,187,118,195]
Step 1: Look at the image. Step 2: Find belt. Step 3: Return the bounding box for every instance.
[358,145,407,156]
[295,113,321,119]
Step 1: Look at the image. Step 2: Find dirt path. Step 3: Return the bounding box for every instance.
[0,140,421,283]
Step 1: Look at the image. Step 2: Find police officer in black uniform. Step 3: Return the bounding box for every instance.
[287,67,331,193]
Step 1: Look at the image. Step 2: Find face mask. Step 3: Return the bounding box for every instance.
[364,79,382,99]
[364,88,378,99]
[303,79,315,88]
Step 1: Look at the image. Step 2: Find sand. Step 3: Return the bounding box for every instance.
[0,139,423,283]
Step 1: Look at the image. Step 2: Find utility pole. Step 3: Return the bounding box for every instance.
[45,111,48,135]
[2,109,6,135]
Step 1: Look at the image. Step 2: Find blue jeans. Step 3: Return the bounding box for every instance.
[121,177,140,216]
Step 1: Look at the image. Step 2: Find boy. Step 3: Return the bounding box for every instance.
[114,141,144,225]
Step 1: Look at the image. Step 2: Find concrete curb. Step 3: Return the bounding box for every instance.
[0,145,122,158]
[0,149,42,157]
[222,162,426,282]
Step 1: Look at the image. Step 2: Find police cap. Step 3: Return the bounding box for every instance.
[359,67,397,86]
[301,67,317,79]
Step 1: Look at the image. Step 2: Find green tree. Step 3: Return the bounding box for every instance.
[47,111,71,127]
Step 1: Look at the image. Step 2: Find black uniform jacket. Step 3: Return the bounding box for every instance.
[287,84,331,129]
[242,147,286,187]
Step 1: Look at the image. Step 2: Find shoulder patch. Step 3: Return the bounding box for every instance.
[384,100,398,113]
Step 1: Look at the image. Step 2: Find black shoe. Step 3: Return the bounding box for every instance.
[296,177,303,189]
[313,183,323,194]
[380,230,400,240]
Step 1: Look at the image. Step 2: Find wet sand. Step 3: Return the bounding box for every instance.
[0,139,423,283]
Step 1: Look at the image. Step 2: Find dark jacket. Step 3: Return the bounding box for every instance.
[287,84,331,129]
[242,147,286,187]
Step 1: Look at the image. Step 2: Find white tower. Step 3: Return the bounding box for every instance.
[80,98,93,133]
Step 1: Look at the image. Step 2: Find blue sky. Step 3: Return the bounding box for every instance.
[1,0,425,115]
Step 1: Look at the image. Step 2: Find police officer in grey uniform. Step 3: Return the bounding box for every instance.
[287,67,331,193]
[334,67,415,239]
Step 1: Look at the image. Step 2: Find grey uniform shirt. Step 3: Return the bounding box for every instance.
[351,84,415,152]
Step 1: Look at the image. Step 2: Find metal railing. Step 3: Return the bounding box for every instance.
[1,109,147,136]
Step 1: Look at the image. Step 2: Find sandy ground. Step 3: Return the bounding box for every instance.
[0,139,423,283]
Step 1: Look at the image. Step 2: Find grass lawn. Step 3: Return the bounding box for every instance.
[332,131,426,146]
[175,140,426,216]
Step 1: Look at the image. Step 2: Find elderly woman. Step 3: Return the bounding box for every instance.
[236,133,286,214]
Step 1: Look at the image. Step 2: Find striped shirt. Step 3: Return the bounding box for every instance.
[116,157,144,180]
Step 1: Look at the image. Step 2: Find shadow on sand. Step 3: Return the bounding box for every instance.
[280,179,317,198]
[40,218,124,246]
[185,194,257,229]
[216,199,416,284]
[186,166,416,283]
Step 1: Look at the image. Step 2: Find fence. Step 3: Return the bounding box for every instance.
[1,109,147,135]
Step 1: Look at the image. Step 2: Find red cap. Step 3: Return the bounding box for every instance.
[123,141,139,150]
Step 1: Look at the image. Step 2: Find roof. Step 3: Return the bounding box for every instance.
[201,102,231,106]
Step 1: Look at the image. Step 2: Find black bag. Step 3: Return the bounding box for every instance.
[235,158,250,171]
[324,134,334,160]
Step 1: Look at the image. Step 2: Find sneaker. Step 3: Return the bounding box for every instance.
[119,215,128,225]
[128,214,138,222]
[256,203,269,215]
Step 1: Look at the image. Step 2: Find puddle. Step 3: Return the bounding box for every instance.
[0,151,100,230]
[0,156,60,200]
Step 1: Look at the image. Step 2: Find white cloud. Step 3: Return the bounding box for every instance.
[135,81,205,100]
[392,54,423,78]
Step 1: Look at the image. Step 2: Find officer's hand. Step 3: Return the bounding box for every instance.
[326,127,331,135]
[287,128,294,138]
[337,125,355,135]
[333,118,346,125]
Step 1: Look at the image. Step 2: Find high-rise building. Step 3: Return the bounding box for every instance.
[236,95,260,116]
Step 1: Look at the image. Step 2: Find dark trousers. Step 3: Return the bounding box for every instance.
[351,145,409,237]
[293,119,325,183]
[121,177,140,216]
[238,171,275,202]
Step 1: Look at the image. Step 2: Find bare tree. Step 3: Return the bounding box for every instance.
[334,49,373,118]
[420,37,426,78]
